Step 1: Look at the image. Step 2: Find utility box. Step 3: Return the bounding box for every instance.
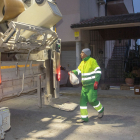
[120,84,130,90]
[134,85,140,95]
[0,107,10,132]
[0,107,10,139]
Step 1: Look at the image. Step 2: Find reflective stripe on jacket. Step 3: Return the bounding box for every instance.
[72,57,101,86]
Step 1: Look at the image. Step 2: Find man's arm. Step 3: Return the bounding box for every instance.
[72,69,80,75]
[71,63,82,76]
[92,59,101,89]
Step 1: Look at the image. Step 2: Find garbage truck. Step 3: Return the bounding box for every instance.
[0,0,62,139]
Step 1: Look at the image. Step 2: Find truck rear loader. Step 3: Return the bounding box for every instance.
[0,0,62,139]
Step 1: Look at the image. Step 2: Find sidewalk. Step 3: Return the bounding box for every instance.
[60,86,140,99]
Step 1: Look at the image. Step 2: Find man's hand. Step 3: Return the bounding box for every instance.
[94,81,98,90]
[68,71,74,75]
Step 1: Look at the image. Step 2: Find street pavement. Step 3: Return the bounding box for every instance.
[60,86,140,99]
[0,87,140,140]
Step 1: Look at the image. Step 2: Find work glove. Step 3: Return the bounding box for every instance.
[94,81,98,90]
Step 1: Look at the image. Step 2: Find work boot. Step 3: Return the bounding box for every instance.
[98,111,104,118]
[76,119,87,123]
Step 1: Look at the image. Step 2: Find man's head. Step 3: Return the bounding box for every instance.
[80,48,91,59]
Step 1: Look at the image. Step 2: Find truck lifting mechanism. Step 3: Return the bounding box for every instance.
[0,0,62,139]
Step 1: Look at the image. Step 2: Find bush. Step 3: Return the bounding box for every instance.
[124,72,137,79]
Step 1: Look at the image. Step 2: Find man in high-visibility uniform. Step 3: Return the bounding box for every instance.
[71,48,104,123]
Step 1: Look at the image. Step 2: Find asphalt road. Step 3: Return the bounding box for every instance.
[0,93,140,140]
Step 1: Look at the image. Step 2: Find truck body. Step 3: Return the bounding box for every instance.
[0,0,62,100]
[0,1,62,138]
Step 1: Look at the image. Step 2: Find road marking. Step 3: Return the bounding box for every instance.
[1,64,39,69]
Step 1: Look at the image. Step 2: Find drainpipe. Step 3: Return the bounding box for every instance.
[76,41,81,68]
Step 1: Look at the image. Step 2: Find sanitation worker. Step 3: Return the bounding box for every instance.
[71,48,104,123]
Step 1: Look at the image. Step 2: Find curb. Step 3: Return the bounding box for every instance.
[60,92,140,99]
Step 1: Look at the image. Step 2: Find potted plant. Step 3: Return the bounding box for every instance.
[124,72,137,86]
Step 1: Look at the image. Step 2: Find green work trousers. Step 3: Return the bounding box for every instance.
[80,84,104,122]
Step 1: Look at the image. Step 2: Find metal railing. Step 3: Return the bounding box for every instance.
[90,30,140,85]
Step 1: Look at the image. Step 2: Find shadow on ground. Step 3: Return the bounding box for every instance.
[6,107,136,140]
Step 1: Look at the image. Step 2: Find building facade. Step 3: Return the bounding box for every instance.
[56,0,138,85]
[56,0,134,70]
